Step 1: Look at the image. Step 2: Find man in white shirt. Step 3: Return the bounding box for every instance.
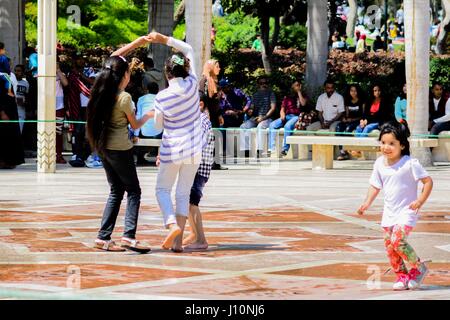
[429,82,450,137]
[307,79,345,132]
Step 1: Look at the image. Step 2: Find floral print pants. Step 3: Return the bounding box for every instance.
[383,225,420,275]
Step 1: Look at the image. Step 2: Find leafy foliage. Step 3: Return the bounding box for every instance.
[213,12,260,52]
[25,0,148,49]
[430,56,450,90]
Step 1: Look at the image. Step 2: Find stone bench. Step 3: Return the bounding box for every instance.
[286,135,439,170]
[133,138,162,147]
[223,128,310,160]
[432,131,450,162]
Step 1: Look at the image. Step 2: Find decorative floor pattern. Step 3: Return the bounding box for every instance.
[0,162,449,299]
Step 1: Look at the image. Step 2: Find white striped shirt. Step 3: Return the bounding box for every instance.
[154,37,203,163]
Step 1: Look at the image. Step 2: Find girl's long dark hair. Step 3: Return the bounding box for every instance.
[86,56,129,156]
[344,84,364,105]
[379,120,411,156]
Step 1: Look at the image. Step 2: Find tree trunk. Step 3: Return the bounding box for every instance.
[173,0,185,27]
[305,0,328,99]
[148,0,174,76]
[436,0,450,54]
[0,0,26,66]
[185,0,212,79]
[404,0,433,166]
[346,0,357,39]
[260,14,272,74]
[271,15,281,49]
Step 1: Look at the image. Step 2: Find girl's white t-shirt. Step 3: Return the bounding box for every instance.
[369,155,429,227]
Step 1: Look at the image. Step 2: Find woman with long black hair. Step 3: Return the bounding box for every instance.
[86,35,154,253]
[355,84,394,137]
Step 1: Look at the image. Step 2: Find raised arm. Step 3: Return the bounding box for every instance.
[148,32,197,79]
[111,36,150,57]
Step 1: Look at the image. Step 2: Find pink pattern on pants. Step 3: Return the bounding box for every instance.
[383,225,420,275]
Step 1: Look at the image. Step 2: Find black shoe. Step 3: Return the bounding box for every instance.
[69,158,85,167]
[211,162,228,170]
[337,151,350,161]
[280,150,288,157]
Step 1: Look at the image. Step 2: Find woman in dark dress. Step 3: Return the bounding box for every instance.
[0,75,25,168]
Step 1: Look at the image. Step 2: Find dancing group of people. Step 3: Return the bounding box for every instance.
[88,32,212,253]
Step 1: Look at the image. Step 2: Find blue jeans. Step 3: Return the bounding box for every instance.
[430,121,450,137]
[189,173,208,206]
[355,122,379,137]
[268,114,299,152]
[98,149,141,240]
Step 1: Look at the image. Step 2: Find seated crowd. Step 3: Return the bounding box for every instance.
[1,41,449,169]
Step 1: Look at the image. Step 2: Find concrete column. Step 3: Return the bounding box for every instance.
[37,0,57,173]
[185,0,212,79]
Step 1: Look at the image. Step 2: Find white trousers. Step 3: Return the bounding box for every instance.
[155,154,201,228]
[17,106,26,133]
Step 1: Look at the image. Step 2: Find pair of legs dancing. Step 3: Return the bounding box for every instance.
[95,149,150,253]
[155,156,201,252]
[182,173,209,250]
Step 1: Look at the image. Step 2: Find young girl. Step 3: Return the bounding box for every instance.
[86,35,154,253]
[182,95,215,250]
[358,120,433,290]
[147,32,205,253]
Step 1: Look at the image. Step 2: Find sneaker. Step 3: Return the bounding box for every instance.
[69,155,85,167]
[393,273,410,290]
[85,155,103,168]
[408,262,429,290]
[280,150,288,157]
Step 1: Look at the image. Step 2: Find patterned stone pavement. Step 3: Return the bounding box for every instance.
[0,159,449,300]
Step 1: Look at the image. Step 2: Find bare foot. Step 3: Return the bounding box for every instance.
[161,226,181,250]
[184,242,208,250]
[182,233,196,246]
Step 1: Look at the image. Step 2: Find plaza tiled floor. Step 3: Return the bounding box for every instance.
[0,159,449,299]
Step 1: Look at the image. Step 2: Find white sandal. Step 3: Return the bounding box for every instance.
[94,239,126,252]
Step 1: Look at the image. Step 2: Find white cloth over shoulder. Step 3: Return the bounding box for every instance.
[369,155,429,227]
